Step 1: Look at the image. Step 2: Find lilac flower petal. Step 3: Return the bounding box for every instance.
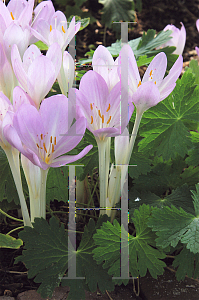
[63,16,81,49]
[48,29,64,48]
[22,44,41,73]
[31,19,50,45]
[39,94,70,143]
[13,103,45,152]
[196,47,199,57]
[50,144,93,168]
[196,19,199,32]
[79,70,109,111]
[118,44,141,93]
[12,86,36,111]
[27,55,55,106]
[158,55,183,99]
[0,2,12,27]
[54,117,87,157]
[142,52,167,85]
[33,0,55,26]
[175,23,186,55]
[11,44,28,91]
[132,81,160,114]
[46,43,62,77]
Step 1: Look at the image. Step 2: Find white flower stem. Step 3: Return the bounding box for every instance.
[96,137,109,215]
[5,149,32,227]
[40,168,49,220]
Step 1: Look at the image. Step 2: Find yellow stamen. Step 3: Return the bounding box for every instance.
[107,116,111,124]
[90,103,93,110]
[10,12,14,20]
[41,134,43,140]
[43,143,47,153]
[54,137,56,145]
[102,115,104,123]
[62,25,66,33]
[137,80,141,88]
[50,25,52,32]
[36,143,40,148]
[106,103,110,112]
[149,70,153,77]
[154,81,156,84]
[98,110,102,118]
[50,136,52,143]
[91,115,93,124]
[52,144,54,153]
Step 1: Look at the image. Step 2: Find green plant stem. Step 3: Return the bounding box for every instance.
[5,149,31,227]
[6,226,24,235]
[0,209,23,223]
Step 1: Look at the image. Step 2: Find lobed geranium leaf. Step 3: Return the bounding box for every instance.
[133,155,186,196]
[46,167,68,203]
[99,0,135,28]
[148,185,199,254]
[188,59,199,84]
[185,131,199,167]
[138,71,199,160]
[16,217,69,298]
[129,184,195,216]
[93,204,166,281]
[172,247,199,280]
[16,216,114,299]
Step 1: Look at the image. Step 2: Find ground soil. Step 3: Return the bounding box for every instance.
[1,1,199,300]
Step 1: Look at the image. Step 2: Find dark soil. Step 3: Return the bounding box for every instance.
[1,1,199,299]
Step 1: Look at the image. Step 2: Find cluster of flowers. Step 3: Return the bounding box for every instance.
[0,0,185,226]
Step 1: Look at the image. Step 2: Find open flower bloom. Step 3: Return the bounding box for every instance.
[4,94,93,171]
[159,23,186,55]
[196,20,199,57]
[11,43,62,108]
[70,70,134,141]
[118,44,183,115]
[92,45,120,91]
[0,0,34,29]
[31,11,81,52]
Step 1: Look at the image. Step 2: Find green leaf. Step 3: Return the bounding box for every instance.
[62,216,114,298]
[191,183,199,217]
[138,71,199,160]
[173,247,194,280]
[129,151,152,179]
[16,217,69,298]
[99,0,135,28]
[0,147,20,204]
[136,55,154,67]
[46,167,68,204]
[93,204,166,280]
[68,16,90,31]
[188,59,199,85]
[16,216,113,299]
[129,184,195,216]
[180,166,199,186]
[0,233,23,249]
[185,131,199,167]
[133,155,186,195]
[147,204,199,253]
[34,41,48,50]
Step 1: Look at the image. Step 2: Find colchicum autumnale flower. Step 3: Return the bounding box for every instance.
[11,43,62,108]
[159,22,186,55]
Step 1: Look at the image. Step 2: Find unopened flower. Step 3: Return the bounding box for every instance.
[160,22,186,55]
